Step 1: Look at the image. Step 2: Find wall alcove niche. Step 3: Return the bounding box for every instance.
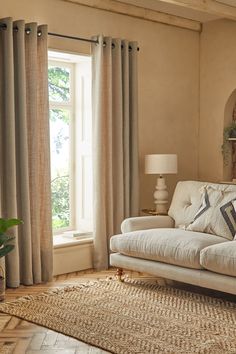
[223,88,236,182]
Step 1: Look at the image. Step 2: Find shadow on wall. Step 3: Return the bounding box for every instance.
[223,88,236,182]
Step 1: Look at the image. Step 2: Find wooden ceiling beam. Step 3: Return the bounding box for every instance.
[61,0,201,32]
[156,0,236,21]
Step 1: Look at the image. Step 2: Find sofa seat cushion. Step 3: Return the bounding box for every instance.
[110,228,226,270]
[200,242,236,276]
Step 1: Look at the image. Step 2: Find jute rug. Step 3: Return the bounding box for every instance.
[0,279,235,354]
[0,343,16,354]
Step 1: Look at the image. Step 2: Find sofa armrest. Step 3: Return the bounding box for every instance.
[121,215,174,233]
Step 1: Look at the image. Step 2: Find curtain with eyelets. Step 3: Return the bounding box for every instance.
[92,35,139,270]
[0,17,53,287]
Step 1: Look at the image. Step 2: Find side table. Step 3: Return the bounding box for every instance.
[141,208,168,216]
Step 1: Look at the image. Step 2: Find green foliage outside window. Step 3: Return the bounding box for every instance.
[49,65,71,230]
[48,66,70,102]
[51,175,70,229]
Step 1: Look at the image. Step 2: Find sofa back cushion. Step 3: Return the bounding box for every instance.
[186,186,236,240]
[168,181,236,228]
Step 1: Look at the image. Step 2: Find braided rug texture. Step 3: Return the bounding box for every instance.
[0,279,235,354]
[0,343,16,354]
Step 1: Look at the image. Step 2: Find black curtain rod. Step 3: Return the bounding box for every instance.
[48,31,98,44]
[49,32,139,50]
[0,23,139,50]
[0,23,98,43]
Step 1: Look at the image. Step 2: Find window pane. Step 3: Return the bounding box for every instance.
[48,66,70,102]
[50,109,70,230]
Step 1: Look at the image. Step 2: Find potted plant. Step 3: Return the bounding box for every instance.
[0,218,23,300]
[222,121,236,165]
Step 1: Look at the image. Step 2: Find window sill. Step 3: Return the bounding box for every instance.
[53,234,93,249]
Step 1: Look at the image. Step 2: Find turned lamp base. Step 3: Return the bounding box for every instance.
[153,175,168,214]
[145,154,177,213]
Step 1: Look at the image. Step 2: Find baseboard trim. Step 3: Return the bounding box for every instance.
[53,243,93,275]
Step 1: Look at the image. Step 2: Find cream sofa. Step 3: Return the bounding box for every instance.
[110,181,236,295]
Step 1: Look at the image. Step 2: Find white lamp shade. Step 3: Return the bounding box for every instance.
[145,154,178,175]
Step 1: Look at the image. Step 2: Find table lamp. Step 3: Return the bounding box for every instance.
[145,154,178,214]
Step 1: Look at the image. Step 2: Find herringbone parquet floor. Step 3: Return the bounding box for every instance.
[0,269,156,354]
[0,268,235,354]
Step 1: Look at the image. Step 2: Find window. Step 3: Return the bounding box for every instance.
[48,51,92,235]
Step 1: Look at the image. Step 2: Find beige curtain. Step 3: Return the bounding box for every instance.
[0,18,53,287]
[92,35,139,270]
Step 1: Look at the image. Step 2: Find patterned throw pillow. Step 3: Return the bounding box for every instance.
[186,186,236,240]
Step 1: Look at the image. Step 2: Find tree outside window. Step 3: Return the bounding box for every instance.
[48,65,71,230]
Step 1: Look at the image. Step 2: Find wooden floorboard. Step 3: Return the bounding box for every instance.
[0,268,234,353]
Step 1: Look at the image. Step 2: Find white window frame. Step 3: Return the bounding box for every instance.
[74,60,93,233]
[48,51,93,236]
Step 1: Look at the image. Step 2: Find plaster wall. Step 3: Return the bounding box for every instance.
[199,19,236,183]
[0,0,200,209]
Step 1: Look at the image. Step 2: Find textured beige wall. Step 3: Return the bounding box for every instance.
[199,19,236,183]
[0,0,200,210]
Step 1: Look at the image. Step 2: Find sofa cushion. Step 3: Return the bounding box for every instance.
[200,242,236,277]
[186,186,236,240]
[168,181,236,228]
[110,228,226,270]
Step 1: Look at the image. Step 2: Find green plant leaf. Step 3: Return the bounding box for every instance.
[0,244,14,258]
[0,234,15,247]
[221,122,236,165]
[0,219,23,233]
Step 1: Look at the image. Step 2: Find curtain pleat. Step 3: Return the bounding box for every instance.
[112,38,124,234]
[25,22,42,284]
[13,20,33,285]
[129,41,139,216]
[122,40,131,219]
[0,17,20,287]
[0,17,53,287]
[36,25,53,282]
[92,35,139,270]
